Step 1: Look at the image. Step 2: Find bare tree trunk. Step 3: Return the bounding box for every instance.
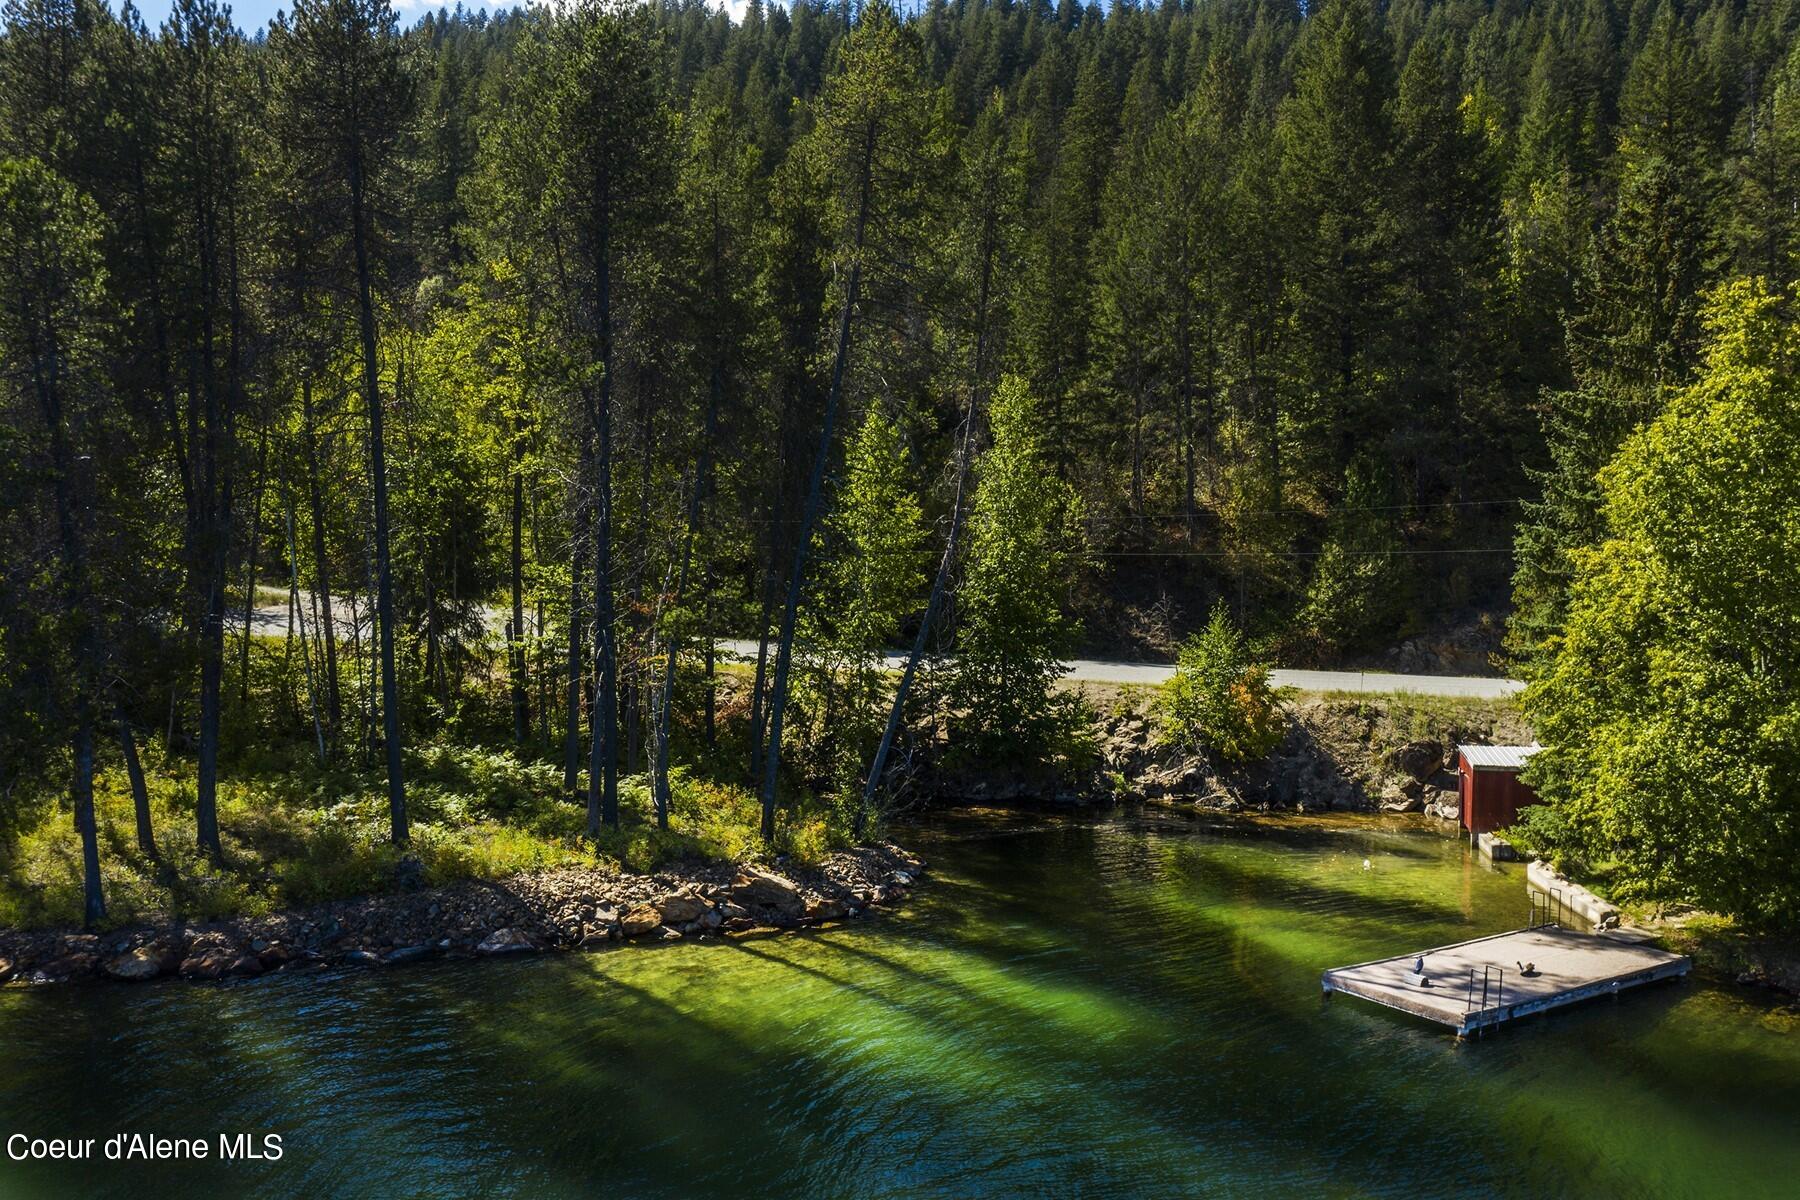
[510,409,530,744]
[861,178,998,830]
[761,121,877,843]
[117,703,155,859]
[564,475,588,803]
[652,362,719,826]
[702,568,716,747]
[30,315,106,925]
[348,150,407,845]
[584,184,620,836]
[238,425,269,706]
[285,467,327,764]
[302,382,341,742]
[195,181,232,863]
[748,554,775,782]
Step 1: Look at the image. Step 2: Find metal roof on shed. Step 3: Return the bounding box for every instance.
[1457,744,1541,770]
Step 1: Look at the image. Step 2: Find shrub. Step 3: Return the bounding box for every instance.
[1156,605,1286,764]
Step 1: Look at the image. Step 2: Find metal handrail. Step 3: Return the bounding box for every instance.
[1529,887,1568,929]
[1465,964,1505,1016]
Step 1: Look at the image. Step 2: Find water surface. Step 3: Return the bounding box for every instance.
[3,808,1796,1198]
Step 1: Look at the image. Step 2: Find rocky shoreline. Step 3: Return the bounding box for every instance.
[0,843,926,989]
[935,692,1531,820]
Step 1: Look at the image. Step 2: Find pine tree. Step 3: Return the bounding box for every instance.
[269,0,416,844]
[758,0,928,844]
[1509,6,1725,672]
[0,158,112,925]
[1273,0,1403,488]
[527,0,676,835]
[949,375,1084,758]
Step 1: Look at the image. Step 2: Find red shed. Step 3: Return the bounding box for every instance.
[1456,744,1542,836]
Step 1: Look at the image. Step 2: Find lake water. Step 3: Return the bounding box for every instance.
[3,808,1797,1198]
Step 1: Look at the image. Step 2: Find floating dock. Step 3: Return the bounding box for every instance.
[1322,925,1690,1036]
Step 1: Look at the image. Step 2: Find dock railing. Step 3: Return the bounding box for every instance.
[1464,964,1504,1021]
[1528,888,1567,930]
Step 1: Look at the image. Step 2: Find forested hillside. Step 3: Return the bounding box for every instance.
[2,0,1793,925]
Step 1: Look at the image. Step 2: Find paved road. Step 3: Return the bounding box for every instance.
[714,640,1523,698]
[241,601,1522,699]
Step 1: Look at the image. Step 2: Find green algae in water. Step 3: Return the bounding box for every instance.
[1,809,1797,1199]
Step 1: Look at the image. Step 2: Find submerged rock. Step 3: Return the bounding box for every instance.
[805,896,847,921]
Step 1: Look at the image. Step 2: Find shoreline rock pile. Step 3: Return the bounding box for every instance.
[0,843,926,989]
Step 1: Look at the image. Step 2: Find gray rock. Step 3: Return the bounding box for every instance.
[476,928,536,956]
[343,949,382,966]
[384,944,433,965]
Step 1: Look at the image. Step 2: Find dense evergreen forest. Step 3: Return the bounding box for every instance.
[2,0,1796,928]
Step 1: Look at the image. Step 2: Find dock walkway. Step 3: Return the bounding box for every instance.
[1322,925,1689,1036]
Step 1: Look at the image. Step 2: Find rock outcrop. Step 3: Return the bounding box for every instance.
[931,689,1528,823]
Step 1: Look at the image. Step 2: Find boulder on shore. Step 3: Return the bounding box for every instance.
[179,951,232,981]
[805,896,847,922]
[656,893,710,925]
[475,928,536,956]
[104,947,166,982]
[621,904,664,937]
[731,868,805,917]
[0,957,13,984]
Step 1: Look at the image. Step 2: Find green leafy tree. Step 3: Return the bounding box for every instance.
[1521,279,1800,928]
[1156,604,1285,764]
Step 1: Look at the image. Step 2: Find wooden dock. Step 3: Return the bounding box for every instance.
[1322,925,1690,1036]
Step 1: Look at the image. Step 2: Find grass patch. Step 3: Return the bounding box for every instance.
[0,737,850,931]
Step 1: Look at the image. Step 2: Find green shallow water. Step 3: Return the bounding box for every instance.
[3,808,1798,1199]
